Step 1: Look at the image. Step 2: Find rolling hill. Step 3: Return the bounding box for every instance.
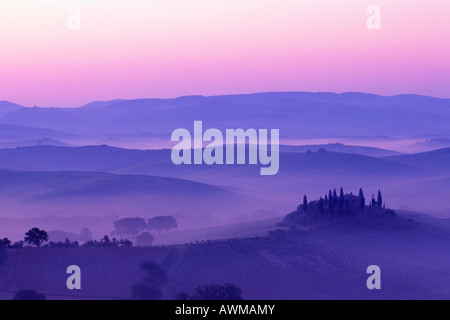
[0,145,448,216]
[0,101,23,116]
[386,148,450,174]
[0,145,426,178]
[1,210,449,300]
[0,168,261,239]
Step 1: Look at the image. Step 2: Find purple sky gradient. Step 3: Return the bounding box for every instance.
[0,0,449,107]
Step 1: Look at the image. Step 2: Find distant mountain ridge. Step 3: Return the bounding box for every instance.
[0,92,449,139]
[280,143,402,157]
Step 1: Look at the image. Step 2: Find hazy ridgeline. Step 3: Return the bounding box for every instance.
[0,92,449,300]
[0,92,449,239]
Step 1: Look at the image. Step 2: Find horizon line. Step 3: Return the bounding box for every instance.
[2,90,450,109]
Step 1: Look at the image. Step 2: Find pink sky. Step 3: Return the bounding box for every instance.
[0,0,449,107]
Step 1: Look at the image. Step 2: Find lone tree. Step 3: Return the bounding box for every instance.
[147,216,178,233]
[359,188,366,211]
[328,190,334,211]
[377,190,383,208]
[24,228,49,248]
[112,217,147,238]
[303,195,308,212]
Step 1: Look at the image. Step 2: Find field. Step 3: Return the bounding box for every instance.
[1,211,449,300]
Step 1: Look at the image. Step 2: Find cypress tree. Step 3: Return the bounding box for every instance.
[328,190,334,213]
[377,190,383,208]
[339,188,344,213]
[319,197,325,214]
[359,188,365,211]
[303,195,308,212]
[333,189,338,206]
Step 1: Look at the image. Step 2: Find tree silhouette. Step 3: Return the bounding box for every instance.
[359,188,365,211]
[147,216,178,233]
[333,189,338,206]
[0,238,11,248]
[377,190,383,208]
[303,195,308,212]
[24,228,49,248]
[328,190,334,211]
[318,197,325,214]
[101,235,112,246]
[113,217,147,237]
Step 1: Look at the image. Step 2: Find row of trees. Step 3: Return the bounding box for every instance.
[0,228,50,249]
[110,216,178,247]
[300,188,384,214]
[83,236,133,248]
[112,216,178,238]
[1,216,180,250]
[1,216,179,250]
[0,228,136,249]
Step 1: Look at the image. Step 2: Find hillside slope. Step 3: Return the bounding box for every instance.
[1,211,449,300]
